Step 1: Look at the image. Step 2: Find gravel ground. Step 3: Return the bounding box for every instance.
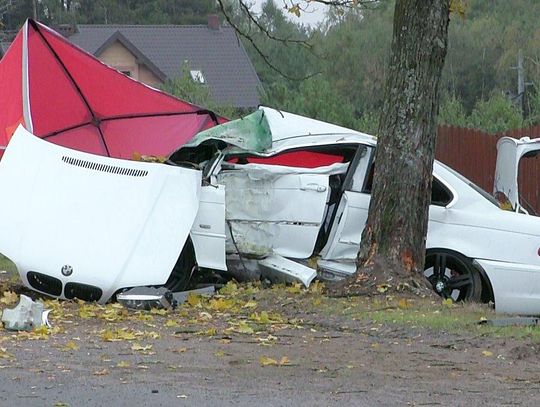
[1,279,540,407]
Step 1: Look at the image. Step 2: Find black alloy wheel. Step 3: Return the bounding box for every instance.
[424,250,482,302]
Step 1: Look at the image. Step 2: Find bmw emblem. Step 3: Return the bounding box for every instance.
[61,265,73,277]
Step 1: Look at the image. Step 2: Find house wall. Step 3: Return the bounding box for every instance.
[138,65,162,88]
[97,41,162,87]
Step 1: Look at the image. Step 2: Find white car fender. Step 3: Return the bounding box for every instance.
[474,259,540,315]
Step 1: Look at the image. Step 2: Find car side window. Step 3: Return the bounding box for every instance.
[360,163,453,206]
[348,145,373,193]
[431,177,453,206]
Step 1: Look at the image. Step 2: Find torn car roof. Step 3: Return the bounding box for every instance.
[173,107,377,158]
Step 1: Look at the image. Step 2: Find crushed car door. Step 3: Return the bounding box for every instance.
[320,146,373,264]
[217,151,349,259]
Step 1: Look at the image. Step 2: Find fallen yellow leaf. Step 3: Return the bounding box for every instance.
[0,347,13,359]
[235,321,254,335]
[187,293,201,307]
[278,356,291,366]
[150,308,169,315]
[165,319,179,327]
[286,283,302,294]
[260,355,291,366]
[397,298,410,310]
[242,300,258,309]
[101,328,137,342]
[442,298,454,307]
[0,291,18,305]
[219,281,239,295]
[309,280,325,294]
[62,341,79,351]
[197,328,217,336]
[260,356,278,366]
[209,298,236,312]
[131,343,153,352]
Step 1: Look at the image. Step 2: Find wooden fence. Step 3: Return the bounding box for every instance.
[435,125,540,214]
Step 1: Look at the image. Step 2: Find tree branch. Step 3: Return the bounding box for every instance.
[217,0,320,81]
[217,0,380,81]
[238,0,312,49]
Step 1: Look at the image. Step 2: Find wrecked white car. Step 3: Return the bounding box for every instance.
[2,107,540,316]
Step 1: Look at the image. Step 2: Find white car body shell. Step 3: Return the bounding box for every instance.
[1,108,540,315]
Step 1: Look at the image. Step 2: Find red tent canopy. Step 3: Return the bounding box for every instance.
[0,19,226,160]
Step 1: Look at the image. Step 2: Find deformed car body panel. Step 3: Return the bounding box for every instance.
[0,126,202,303]
[218,163,332,258]
[258,254,317,287]
[190,185,227,271]
[494,136,540,213]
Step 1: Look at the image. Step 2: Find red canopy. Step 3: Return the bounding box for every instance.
[0,20,226,160]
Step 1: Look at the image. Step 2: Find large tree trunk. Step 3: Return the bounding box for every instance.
[334,0,451,296]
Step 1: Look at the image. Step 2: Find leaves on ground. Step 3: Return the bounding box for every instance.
[0,291,18,305]
[0,347,14,359]
[259,356,291,366]
[229,321,255,335]
[442,298,455,308]
[101,328,137,342]
[131,343,153,352]
[376,284,390,294]
[62,341,80,351]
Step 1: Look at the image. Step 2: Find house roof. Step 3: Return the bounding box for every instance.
[69,24,261,109]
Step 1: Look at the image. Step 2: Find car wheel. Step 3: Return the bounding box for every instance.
[424,250,482,302]
[164,238,196,292]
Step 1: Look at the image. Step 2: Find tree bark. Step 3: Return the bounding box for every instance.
[336,0,451,296]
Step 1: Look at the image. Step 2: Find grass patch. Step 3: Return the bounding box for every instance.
[299,292,540,340]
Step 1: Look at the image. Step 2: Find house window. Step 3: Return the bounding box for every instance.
[190,70,205,84]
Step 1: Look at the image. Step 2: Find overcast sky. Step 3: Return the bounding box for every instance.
[249,0,329,26]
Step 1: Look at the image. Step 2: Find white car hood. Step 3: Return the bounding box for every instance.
[0,126,201,302]
[495,136,540,212]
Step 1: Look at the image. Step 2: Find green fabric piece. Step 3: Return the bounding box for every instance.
[184,109,272,152]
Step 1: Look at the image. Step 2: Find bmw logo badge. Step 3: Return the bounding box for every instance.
[61,265,73,276]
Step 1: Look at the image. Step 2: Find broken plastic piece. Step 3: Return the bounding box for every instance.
[117,286,215,310]
[258,254,316,287]
[1,294,50,331]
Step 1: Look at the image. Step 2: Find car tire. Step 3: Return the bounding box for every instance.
[164,238,196,292]
[424,249,482,302]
